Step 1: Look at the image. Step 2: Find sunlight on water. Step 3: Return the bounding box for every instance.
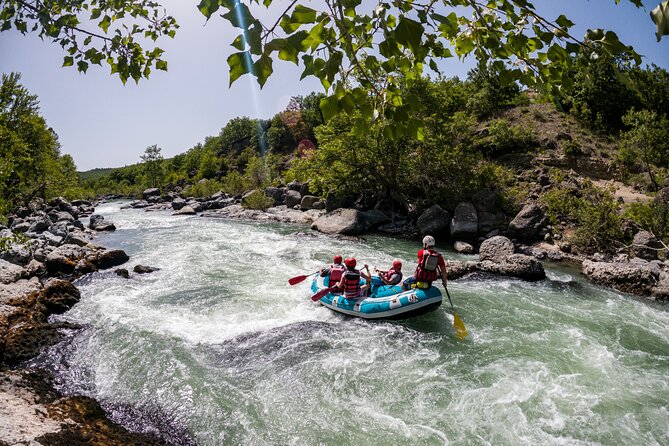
[48,202,669,445]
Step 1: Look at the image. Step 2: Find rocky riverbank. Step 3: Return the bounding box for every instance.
[0,197,188,445]
[120,178,669,302]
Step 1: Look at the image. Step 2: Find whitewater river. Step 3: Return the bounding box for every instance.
[41,202,669,445]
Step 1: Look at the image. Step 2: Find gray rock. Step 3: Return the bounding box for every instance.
[133,264,160,274]
[450,202,478,239]
[632,230,663,261]
[478,254,546,281]
[582,259,659,297]
[311,208,364,235]
[45,245,91,275]
[173,205,196,216]
[359,209,391,230]
[93,249,130,269]
[28,213,52,232]
[0,259,24,284]
[264,187,286,206]
[74,259,97,275]
[143,188,161,199]
[300,195,321,211]
[507,204,547,242]
[417,205,451,236]
[51,211,75,223]
[454,241,474,254]
[287,180,302,192]
[0,243,32,265]
[64,231,89,247]
[478,212,507,235]
[147,195,163,204]
[40,232,63,246]
[285,190,302,208]
[0,277,42,304]
[10,220,31,233]
[479,236,515,261]
[24,259,46,277]
[88,214,116,231]
[115,268,129,278]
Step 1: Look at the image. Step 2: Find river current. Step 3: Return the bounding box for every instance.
[41,202,669,445]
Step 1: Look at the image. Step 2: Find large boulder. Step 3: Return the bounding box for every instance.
[582,259,659,296]
[173,205,197,216]
[478,212,507,236]
[479,254,546,281]
[45,245,91,275]
[0,259,24,284]
[171,197,187,210]
[28,213,52,233]
[479,236,515,261]
[285,190,302,208]
[0,277,42,304]
[88,214,116,231]
[142,188,161,199]
[472,189,502,213]
[38,279,81,315]
[311,208,364,235]
[300,195,321,211]
[450,202,478,240]
[454,241,474,254]
[286,180,302,192]
[507,204,547,242]
[92,249,130,269]
[417,205,451,236]
[632,230,663,261]
[359,209,391,230]
[265,187,286,206]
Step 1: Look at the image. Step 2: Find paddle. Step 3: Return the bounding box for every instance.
[443,285,467,340]
[288,271,318,286]
[311,286,336,301]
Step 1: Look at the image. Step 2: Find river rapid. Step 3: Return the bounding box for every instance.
[39,202,669,445]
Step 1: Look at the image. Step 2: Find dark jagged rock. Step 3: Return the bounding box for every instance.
[142,188,161,199]
[286,180,302,192]
[284,190,302,208]
[359,209,391,230]
[171,197,187,210]
[133,264,160,274]
[45,245,91,275]
[264,187,286,206]
[89,214,116,231]
[507,203,547,242]
[632,230,663,261]
[417,205,451,236]
[93,249,130,270]
[450,202,478,239]
[73,259,97,275]
[115,268,130,279]
[38,279,81,315]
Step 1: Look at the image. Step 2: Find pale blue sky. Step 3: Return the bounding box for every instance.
[0,0,667,170]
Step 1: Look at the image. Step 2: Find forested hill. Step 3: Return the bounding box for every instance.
[2,56,669,256]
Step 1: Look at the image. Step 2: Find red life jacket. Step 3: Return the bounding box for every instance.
[342,269,362,299]
[415,249,441,282]
[382,267,402,284]
[329,264,345,286]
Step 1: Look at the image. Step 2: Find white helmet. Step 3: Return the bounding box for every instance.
[422,235,435,248]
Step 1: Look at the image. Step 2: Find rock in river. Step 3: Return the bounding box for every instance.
[311,208,364,236]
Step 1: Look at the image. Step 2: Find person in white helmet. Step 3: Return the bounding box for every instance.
[401,235,448,290]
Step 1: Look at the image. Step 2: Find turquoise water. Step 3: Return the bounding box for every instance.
[49,202,669,445]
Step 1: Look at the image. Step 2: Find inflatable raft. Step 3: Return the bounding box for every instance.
[311,275,442,320]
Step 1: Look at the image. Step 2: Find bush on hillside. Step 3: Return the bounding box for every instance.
[242,189,273,210]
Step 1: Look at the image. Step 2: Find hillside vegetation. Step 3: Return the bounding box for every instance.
[3,54,669,254]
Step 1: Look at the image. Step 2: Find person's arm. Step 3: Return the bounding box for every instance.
[361,265,372,281]
[336,275,345,289]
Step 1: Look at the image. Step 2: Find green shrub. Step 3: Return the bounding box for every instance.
[563,140,582,157]
[242,189,273,210]
[183,179,224,198]
[624,200,669,244]
[541,182,622,252]
[477,119,537,157]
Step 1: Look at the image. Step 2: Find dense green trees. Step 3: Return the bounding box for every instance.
[0,73,84,219]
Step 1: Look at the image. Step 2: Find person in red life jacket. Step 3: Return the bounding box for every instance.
[336,257,372,300]
[401,235,447,291]
[320,255,346,291]
[375,259,403,285]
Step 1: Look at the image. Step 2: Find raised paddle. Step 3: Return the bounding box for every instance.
[443,285,467,340]
[288,271,318,286]
[311,286,336,301]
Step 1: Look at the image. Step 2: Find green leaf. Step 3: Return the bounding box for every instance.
[292,5,317,24]
[228,51,252,85]
[319,95,339,121]
[253,53,273,87]
[156,60,168,71]
[555,14,574,29]
[394,17,423,52]
[62,56,74,67]
[99,15,111,33]
[222,3,255,29]
[198,0,220,19]
[77,61,89,73]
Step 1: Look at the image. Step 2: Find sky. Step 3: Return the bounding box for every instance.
[0,0,667,171]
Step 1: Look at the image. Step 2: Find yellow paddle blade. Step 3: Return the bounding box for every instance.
[453,312,467,340]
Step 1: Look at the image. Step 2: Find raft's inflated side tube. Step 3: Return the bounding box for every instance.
[310,275,442,320]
